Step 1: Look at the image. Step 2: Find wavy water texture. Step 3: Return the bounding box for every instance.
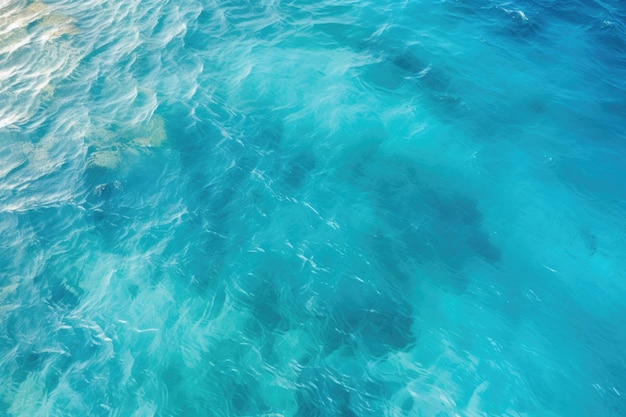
[1,0,625,416]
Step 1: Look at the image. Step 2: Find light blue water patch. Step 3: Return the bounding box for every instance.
[1,0,625,416]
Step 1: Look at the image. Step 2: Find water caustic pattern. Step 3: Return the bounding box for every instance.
[1,0,625,415]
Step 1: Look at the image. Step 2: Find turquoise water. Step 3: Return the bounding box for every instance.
[1,0,626,415]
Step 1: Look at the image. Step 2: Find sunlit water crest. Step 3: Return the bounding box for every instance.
[1,0,625,416]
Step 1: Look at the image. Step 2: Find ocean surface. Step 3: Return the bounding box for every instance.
[1,0,625,416]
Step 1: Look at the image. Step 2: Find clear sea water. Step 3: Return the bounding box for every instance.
[1,0,625,416]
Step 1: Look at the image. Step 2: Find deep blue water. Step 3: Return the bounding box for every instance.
[1,0,626,416]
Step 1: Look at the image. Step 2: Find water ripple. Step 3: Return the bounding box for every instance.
[1,0,625,415]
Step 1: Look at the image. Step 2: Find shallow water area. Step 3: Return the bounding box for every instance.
[1,0,626,416]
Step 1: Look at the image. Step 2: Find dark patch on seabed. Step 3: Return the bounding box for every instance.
[281,149,317,189]
[340,142,500,278]
[328,299,414,357]
[83,153,163,249]
[314,18,466,118]
[161,103,322,293]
